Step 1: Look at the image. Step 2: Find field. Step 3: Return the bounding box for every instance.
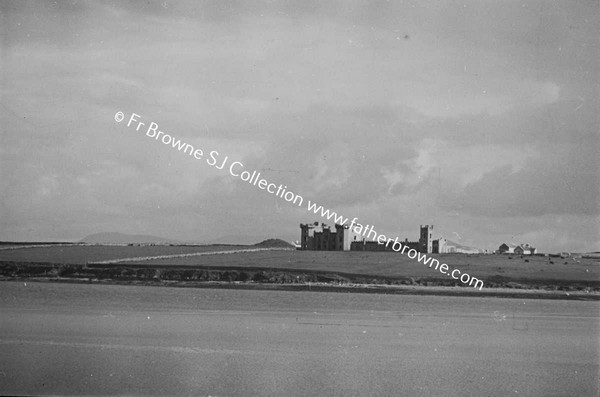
[131,250,598,282]
[0,244,249,263]
[0,244,598,296]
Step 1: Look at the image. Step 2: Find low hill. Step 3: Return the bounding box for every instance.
[209,234,271,245]
[254,238,295,249]
[79,232,181,245]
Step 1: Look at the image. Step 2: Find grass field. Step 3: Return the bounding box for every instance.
[0,244,249,264]
[0,245,598,294]
[129,250,599,283]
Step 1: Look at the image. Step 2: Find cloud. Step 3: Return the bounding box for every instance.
[0,0,597,252]
[396,78,562,119]
[452,144,599,217]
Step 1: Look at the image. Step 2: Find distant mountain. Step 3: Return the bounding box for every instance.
[79,232,182,245]
[253,238,295,249]
[444,239,481,253]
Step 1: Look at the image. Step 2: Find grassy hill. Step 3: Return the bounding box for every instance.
[254,239,295,249]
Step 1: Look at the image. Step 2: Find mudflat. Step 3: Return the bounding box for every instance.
[0,282,598,396]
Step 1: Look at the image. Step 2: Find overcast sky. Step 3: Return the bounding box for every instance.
[1,0,598,252]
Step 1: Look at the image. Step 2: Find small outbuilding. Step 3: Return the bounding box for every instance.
[514,244,536,255]
[497,243,518,254]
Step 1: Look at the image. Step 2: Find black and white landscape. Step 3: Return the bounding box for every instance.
[1,1,598,396]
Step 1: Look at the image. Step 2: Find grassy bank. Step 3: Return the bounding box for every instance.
[1,261,598,300]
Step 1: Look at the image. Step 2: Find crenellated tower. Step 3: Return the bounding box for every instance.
[419,224,433,253]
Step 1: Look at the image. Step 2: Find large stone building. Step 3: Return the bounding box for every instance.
[300,222,480,253]
[300,223,435,252]
[299,222,361,251]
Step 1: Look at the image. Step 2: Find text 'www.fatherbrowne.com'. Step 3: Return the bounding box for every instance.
[115,111,484,290]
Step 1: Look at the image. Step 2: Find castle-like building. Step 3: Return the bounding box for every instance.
[299,223,479,254]
[299,222,361,251]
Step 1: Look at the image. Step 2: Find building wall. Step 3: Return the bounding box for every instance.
[403,239,420,251]
[350,240,389,251]
[350,238,420,252]
[433,238,446,253]
[434,238,459,254]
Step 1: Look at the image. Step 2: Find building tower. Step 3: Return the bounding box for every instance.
[300,222,320,250]
[419,225,433,253]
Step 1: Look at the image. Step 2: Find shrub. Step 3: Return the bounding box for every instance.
[252,272,267,283]
[51,264,73,277]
